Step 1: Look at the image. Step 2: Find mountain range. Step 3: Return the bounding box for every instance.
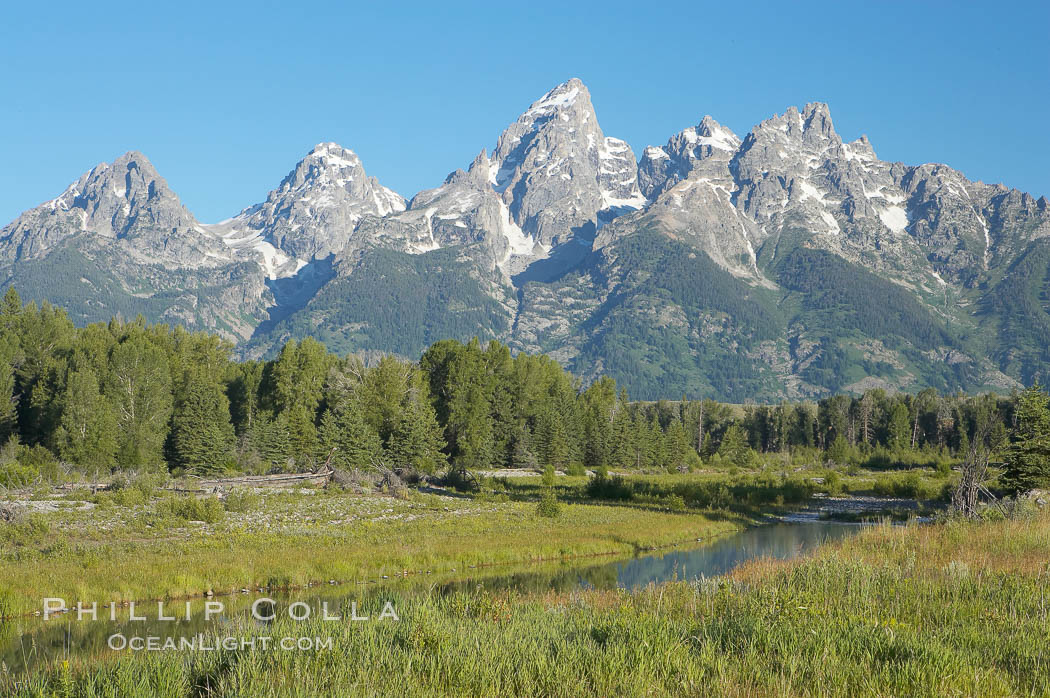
[3,78,1049,401]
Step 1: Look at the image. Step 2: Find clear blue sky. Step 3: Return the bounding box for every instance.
[2,0,1047,224]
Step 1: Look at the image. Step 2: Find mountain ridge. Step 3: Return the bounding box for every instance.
[3,78,1048,399]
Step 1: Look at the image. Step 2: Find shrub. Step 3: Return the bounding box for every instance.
[822,470,844,496]
[873,472,941,500]
[105,472,167,507]
[0,462,37,489]
[443,467,479,493]
[155,495,226,523]
[0,439,63,488]
[536,490,560,518]
[0,512,50,547]
[565,462,587,476]
[873,475,896,497]
[827,436,854,466]
[666,494,686,512]
[18,445,61,480]
[585,473,633,501]
[541,464,556,489]
[223,489,262,513]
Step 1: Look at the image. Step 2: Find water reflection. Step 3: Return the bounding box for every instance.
[1,522,861,673]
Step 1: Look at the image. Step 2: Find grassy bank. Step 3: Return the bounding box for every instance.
[7,511,1048,696]
[0,487,746,617]
[0,461,954,618]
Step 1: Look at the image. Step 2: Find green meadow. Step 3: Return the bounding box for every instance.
[6,510,1048,697]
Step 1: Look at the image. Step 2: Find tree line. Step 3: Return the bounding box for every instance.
[0,289,1046,493]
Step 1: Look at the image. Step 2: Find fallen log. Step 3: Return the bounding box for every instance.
[167,469,334,493]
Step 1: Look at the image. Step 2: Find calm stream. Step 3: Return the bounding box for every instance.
[1,522,861,673]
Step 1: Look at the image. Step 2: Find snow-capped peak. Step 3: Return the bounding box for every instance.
[694,116,741,152]
[522,78,586,119]
[305,142,363,171]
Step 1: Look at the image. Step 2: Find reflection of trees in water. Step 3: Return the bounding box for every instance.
[0,619,15,646]
[437,562,619,595]
[616,523,859,589]
[576,565,618,590]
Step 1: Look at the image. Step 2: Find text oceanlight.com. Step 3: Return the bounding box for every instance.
[107,634,335,651]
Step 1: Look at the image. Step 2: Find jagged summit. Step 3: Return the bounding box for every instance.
[486,78,645,247]
[231,142,406,261]
[350,78,644,278]
[518,77,588,120]
[638,116,742,199]
[0,150,228,266]
[3,83,1049,399]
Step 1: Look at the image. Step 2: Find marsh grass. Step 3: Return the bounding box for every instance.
[1,466,952,617]
[0,491,745,617]
[7,512,1049,697]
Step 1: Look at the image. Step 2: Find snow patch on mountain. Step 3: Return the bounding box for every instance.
[525,85,581,118]
[877,206,909,234]
[497,198,544,271]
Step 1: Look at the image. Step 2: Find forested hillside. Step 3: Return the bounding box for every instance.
[1,290,1047,495]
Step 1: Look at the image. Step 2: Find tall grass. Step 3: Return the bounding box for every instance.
[8,512,1050,696]
[0,494,745,617]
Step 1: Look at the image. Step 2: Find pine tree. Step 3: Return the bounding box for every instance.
[827,435,851,466]
[535,404,570,469]
[228,360,264,435]
[317,405,382,471]
[580,376,616,469]
[282,404,319,467]
[510,423,539,470]
[0,344,17,443]
[14,302,74,443]
[360,356,414,445]
[609,399,632,469]
[388,397,448,474]
[700,433,714,460]
[170,371,235,475]
[247,413,293,469]
[718,425,753,467]
[648,417,666,469]
[0,288,22,333]
[888,402,911,450]
[446,342,494,472]
[665,418,689,472]
[1003,385,1050,493]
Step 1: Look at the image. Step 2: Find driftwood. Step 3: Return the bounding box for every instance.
[166,468,334,494]
[46,468,335,497]
[54,481,113,493]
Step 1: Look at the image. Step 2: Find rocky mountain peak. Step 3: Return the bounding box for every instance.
[800,101,834,132]
[746,102,840,148]
[66,150,184,223]
[4,84,1050,399]
[234,143,406,261]
[515,78,589,123]
[488,78,644,247]
[0,150,215,265]
[637,116,742,200]
[448,149,493,189]
[843,135,877,162]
